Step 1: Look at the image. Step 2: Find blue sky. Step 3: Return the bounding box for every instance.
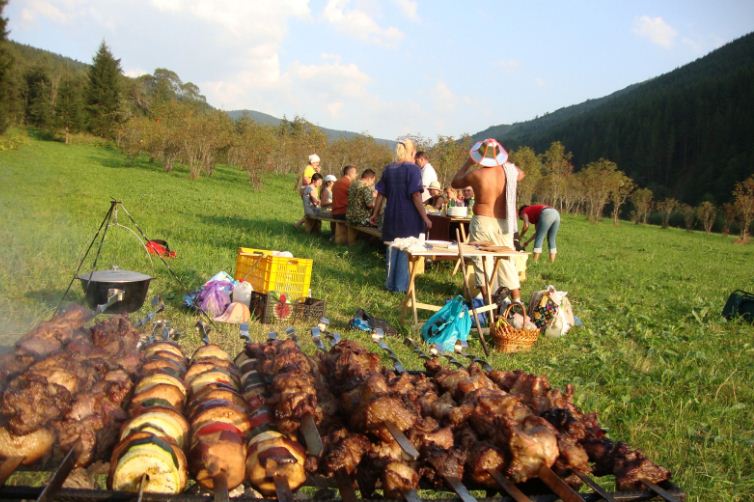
[7,0,754,140]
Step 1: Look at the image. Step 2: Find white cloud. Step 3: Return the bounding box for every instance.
[323,0,404,47]
[534,77,546,88]
[633,15,677,49]
[19,0,75,24]
[392,0,418,21]
[432,81,456,109]
[151,0,310,41]
[326,101,344,118]
[496,58,521,73]
[124,67,149,78]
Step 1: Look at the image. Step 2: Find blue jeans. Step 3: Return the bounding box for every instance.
[385,247,410,292]
[533,208,560,254]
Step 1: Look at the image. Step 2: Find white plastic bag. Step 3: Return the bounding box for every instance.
[543,285,575,337]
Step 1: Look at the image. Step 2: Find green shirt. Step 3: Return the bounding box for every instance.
[346,180,374,226]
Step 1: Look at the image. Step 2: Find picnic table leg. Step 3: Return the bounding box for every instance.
[457,239,490,356]
[451,224,469,276]
[482,257,496,327]
[407,256,420,326]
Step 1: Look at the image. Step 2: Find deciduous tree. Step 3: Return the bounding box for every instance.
[696,201,716,233]
[228,117,277,187]
[630,188,653,224]
[538,141,573,209]
[428,135,472,187]
[577,158,619,222]
[656,198,679,229]
[509,146,542,205]
[679,203,696,231]
[609,171,635,224]
[721,202,737,235]
[732,175,754,242]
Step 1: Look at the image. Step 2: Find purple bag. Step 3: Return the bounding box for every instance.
[197,280,232,317]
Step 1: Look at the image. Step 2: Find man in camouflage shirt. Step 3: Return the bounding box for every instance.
[346,169,377,226]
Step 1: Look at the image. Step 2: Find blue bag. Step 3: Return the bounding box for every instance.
[421,296,471,352]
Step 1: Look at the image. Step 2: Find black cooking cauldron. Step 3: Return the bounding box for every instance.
[77,268,153,314]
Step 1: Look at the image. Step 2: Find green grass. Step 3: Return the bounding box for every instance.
[1,137,753,500]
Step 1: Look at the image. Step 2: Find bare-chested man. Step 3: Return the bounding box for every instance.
[451,138,524,301]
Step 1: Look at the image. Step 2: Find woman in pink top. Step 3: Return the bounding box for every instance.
[518,204,561,262]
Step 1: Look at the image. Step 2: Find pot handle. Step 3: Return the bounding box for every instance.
[96,288,124,313]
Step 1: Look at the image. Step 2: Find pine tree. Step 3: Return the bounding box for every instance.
[24,67,53,130]
[55,77,85,143]
[0,0,13,133]
[86,41,123,138]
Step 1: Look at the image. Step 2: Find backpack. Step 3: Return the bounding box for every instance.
[722,290,754,323]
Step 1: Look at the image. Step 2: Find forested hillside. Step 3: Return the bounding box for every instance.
[227,109,395,146]
[475,32,754,205]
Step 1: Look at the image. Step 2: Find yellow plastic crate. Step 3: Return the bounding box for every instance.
[234,247,312,301]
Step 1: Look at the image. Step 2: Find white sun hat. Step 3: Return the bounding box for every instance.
[469,138,508,167]
[309,154,321,164]
[324,174,337,183]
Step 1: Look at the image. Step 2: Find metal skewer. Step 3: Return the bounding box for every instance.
[537,464,585,502]
[404,337,432,360]
[239,322,251,343]
[641,480,680,502]
[300,414,324,457]
[310,326,327,352]
[196,320,211,345]
[487,469,533,502]
[36,447,77,502]
[135,295,164,328]
[212,475,229,502]
[403,489,423,502]
[384,421,419,461]
[372,328,406,373]
[272,473,294,502]
[334,470,358,502]
[573,472,615,502]
[325,331,341,346]
[443,476,477,502]
[135,473,148,502]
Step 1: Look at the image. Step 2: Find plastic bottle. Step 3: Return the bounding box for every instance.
[233,281,253,306]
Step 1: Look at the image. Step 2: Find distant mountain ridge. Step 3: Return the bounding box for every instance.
[473,32,754,204]
[226,109,395,147]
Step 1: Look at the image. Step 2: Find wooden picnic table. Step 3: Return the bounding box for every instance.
[398,242,527,350]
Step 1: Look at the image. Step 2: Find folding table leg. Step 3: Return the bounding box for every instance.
[481,257,496,327]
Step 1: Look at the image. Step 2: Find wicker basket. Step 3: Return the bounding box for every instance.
[491,302,540,353]
[250,292,326,324]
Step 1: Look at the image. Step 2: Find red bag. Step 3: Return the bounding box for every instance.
[145,239,176,258]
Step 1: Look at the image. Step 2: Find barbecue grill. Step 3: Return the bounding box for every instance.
[0,455,686,502]
[1,314,686,502]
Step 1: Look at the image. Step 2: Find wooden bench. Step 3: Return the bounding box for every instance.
[304,215,382,246]
[348,225,382,245]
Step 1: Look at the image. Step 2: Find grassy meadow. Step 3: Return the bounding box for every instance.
[1,135,753,500]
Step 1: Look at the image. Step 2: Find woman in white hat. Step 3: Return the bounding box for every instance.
[320,174,337,216]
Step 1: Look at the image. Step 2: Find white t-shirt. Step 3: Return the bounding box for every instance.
[420,162,438,202]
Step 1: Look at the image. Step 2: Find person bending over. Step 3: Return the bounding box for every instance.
[519,204,561,262]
